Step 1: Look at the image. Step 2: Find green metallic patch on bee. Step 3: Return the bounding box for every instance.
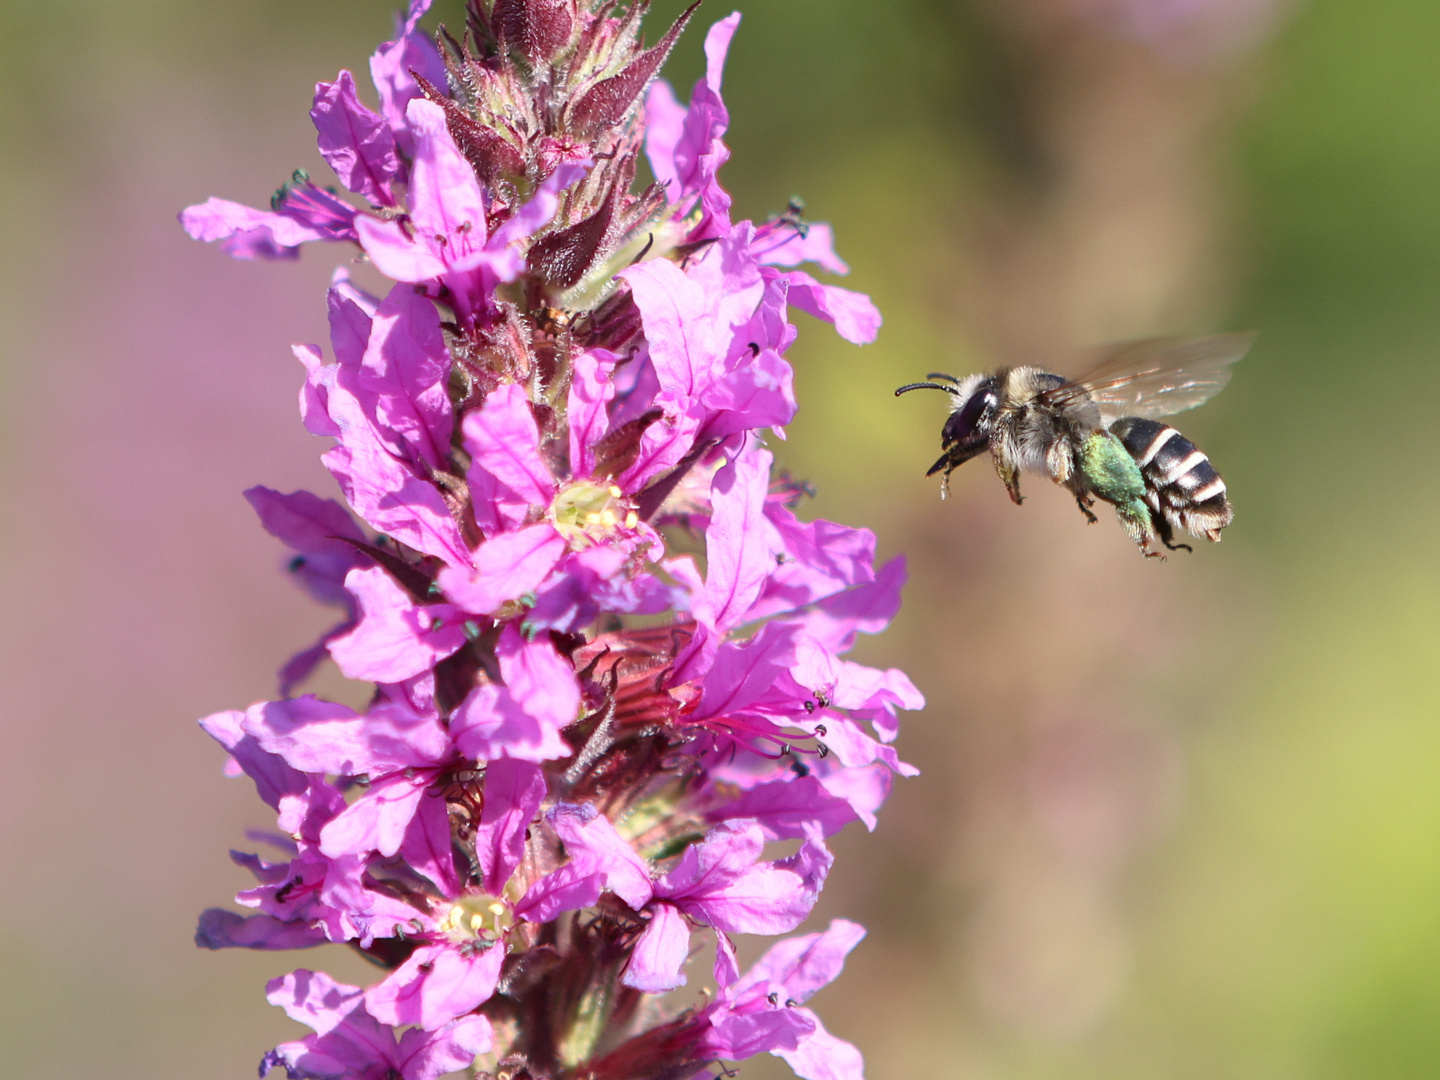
[1079,431,1147,509]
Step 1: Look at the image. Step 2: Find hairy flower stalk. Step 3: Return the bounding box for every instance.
[183,3,921,1077]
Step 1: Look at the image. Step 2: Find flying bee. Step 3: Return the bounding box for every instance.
[895,333,1254,558]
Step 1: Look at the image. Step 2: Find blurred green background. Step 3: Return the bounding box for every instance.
[3,0,1440,1077]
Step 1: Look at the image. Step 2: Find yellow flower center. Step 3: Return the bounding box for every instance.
[552,481,638,545]
[438,894,513,943]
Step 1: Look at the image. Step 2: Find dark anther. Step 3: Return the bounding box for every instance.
[814,724,827,737]
[816,741,830,759]
[628,232,655,266]
[767,992,780,1006]
[802,700,815,714]
[747,342,761,356]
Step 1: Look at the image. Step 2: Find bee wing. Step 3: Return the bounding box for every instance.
[1037,332,1255,421]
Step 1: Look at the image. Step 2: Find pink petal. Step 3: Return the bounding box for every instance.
[450,682,572,764]
[369,0,446,158]
[395,1014,494,1080]
[566,350,620,480]
[265,969,363,1036]
[703,442,774,634]
[354,215,448,281]
[179,197,319,258]
[518,804,654,921]
[619,257,722,403]
[366,941,505,1030]
[401,787,462,896]
[752,220,849,275]
[497,622,581,741]
[327,566,466,684]
[356,284,453,471]
[473,757,548,895]
[780,271,882,345]
[312,70,400,206]
[463,383,554,509]
[405,98,489,265]
[643,79,686,194]
[621,902,692,992]
[438,524,567,615]
[773,1017,866,1080]
[704,774,860,840]
[734,918,867,1002]
[319,771,430,858]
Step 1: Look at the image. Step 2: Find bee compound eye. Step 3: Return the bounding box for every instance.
[943,390,993,447]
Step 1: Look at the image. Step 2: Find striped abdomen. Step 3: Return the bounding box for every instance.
[1109,417,1233,544]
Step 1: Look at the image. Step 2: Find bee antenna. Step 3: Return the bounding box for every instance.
[895,382,955,397]
[924,372,961,385]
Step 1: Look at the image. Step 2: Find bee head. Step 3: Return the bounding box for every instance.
[938,375,998,461]
[896,373,998,479]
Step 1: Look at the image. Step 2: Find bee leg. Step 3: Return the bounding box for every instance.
[1110,499,1164,558]
[994,458,1024,505]
[1159,521,1192,553]
[1072,490,1099,524]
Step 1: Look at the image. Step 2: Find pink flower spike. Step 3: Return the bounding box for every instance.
[186,4,915,1074]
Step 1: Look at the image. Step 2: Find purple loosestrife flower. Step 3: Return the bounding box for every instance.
[185,3,919,1078]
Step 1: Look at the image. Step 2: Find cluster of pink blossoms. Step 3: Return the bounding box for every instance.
[184,3,921,1078]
